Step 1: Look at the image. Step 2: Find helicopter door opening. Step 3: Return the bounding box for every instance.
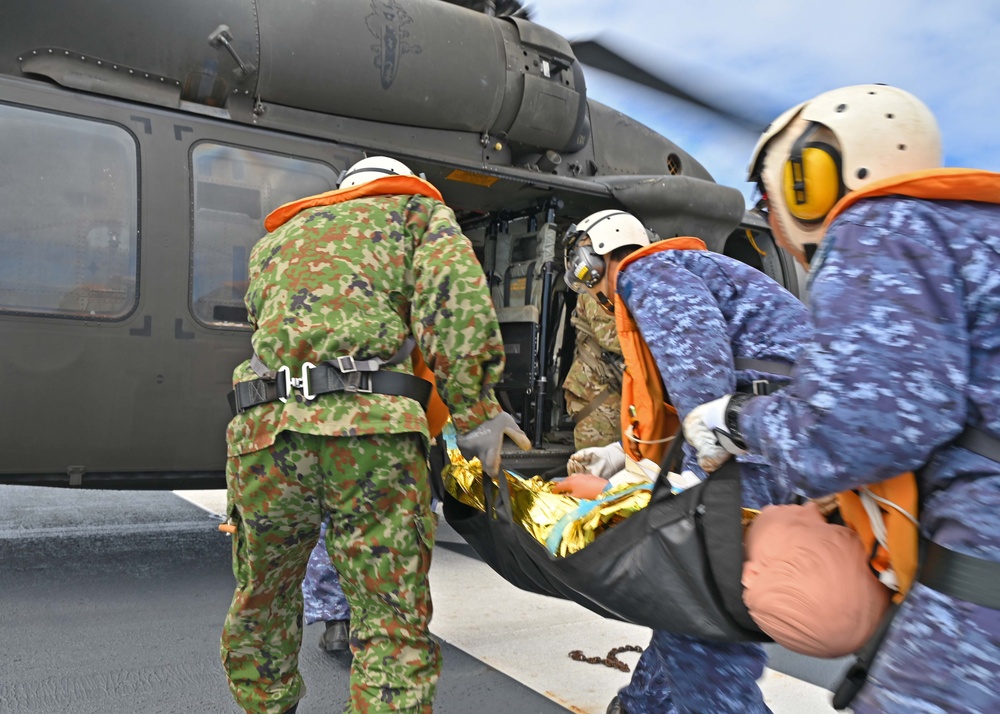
[473,209,567,450]
[723,222,802,299]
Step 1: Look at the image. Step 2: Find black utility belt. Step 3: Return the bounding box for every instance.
[228,361,432,416]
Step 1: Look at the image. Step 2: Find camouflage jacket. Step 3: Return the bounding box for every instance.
[226,188,504,457]
[563,292,622,411]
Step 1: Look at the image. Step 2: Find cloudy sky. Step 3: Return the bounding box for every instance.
[527,0,1000,202]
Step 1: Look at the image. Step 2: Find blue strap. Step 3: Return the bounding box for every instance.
[545,483,654,555]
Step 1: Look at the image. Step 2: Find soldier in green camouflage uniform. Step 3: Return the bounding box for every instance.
[562,292,623,449]
[222,157,525,714]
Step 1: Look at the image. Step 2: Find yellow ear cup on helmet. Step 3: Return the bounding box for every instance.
[783,143,842,223]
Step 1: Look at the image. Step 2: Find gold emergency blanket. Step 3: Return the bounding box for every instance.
[440,424,759,557]
[443,447,652,557]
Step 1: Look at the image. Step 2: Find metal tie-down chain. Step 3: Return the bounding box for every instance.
[568,645,644,672]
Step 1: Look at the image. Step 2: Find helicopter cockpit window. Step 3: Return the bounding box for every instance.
[191,143,338,327]
[0,104,138,319]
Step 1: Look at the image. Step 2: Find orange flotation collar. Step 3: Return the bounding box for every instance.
[825,168,1000,229]
[264,175,444,233]
[837,477,919,600]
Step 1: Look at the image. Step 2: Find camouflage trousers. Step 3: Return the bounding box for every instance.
[618,630,769,714]
[221,430,441,714]
[303,520,351,625]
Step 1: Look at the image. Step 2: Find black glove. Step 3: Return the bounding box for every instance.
[456,412,531,478]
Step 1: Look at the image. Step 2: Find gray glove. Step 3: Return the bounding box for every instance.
[456,412,532,478]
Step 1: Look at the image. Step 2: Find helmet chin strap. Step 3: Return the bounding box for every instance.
[596,291,614,314]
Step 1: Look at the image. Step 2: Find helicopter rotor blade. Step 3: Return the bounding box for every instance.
[569,39,765,131]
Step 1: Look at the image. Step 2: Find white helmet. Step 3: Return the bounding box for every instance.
[574,209,650,256]
[339,155,414,189]
[747,85,942,263]
[563,210,650,293]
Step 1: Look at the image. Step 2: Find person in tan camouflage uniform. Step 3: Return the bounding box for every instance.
[221,156,529,714]
[562,292,624,449]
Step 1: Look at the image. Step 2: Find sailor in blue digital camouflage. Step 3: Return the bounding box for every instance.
[558,210,812,714]
[563,291,623,449]
[685,85,1000,713]
[302,521,351,653]
[221,156,529,714]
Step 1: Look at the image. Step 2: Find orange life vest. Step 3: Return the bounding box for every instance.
[613,237,708,465]
[827,168,1000,599]
[412,347,450,438]
[264,174,444,232]
[265,175,451,437]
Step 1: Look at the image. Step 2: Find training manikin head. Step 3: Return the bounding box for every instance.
[742,501,892,658]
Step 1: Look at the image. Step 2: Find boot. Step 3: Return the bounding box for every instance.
[606,696,625,714]
[318,618,350,652]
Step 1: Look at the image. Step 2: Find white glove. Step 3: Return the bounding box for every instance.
[566,441,626,479]
[682,395,748,473]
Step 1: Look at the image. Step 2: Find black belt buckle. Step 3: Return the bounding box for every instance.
[752,379,770,396]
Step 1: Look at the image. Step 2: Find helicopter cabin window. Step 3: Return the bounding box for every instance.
[191,143,338,327]
[0,104,138,319]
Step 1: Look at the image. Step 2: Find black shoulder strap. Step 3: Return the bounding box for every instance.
[832,603,901,710]
[955,426,1000,462]
[734,357,793,376]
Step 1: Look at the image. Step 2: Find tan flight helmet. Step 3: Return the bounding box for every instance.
[747,84,942,265]
[339,155,414,188]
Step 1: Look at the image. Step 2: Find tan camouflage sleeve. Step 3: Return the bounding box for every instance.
[409,200,504,433]
[580,292,621,355]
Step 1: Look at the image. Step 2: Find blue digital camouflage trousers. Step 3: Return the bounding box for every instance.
[618,463,779,714]
[222,430,440,714]
[303,521,352,625]
[619,630,769,714]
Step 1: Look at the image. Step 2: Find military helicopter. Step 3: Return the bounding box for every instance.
[0,0,798,488]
